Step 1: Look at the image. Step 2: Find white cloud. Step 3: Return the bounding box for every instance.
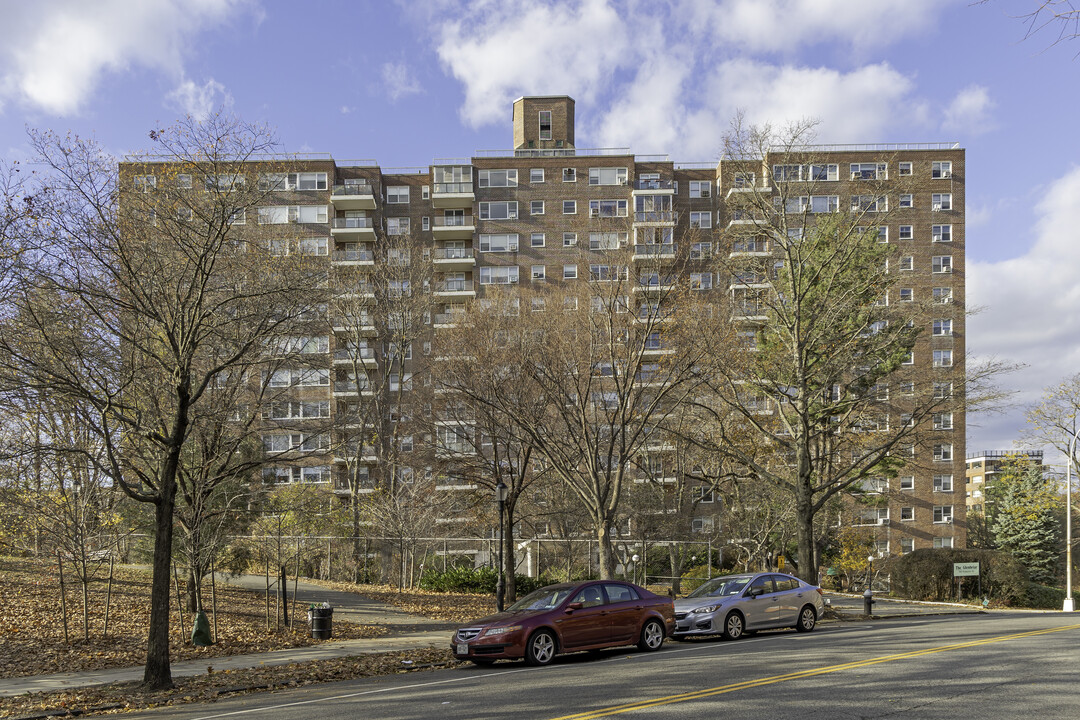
[941,84,995,136]
[968,165,1080,444]
[0,0,246,116]
[435,0,632,128]
[165,78,232,120]
[381,62,423,102]
[682,0,949,54]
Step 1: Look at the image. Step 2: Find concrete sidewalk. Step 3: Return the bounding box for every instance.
[0,576,458,698]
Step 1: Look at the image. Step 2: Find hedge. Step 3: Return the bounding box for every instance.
[418,565,554,596]
[890,548,1027,604]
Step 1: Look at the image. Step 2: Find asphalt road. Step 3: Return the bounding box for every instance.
[126,613,1080,720]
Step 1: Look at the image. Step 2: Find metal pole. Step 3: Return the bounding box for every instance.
[496,498,505,611]
[1065,431,1076,612]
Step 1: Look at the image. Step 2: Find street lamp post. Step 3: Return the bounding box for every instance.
[1066,433,1076,613]
[495,481,508,612]
[631,554,640,585]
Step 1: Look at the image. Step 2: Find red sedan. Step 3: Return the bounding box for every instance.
[452,580,675,666]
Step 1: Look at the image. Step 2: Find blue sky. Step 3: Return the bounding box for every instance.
[1,0,1077,460]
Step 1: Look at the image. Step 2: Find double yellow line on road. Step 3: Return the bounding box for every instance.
[551,623,1080,719]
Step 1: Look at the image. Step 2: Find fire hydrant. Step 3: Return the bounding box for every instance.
[863,588,874,615]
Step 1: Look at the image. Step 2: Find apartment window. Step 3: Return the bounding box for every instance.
[531,200,545,215]
[932,224,952,242]
[933,444,953,462]
[691,517,715,533]
[810,195,839,213]
[478,266,519,284]
[899,225,913,240]
[689,211,712,228]
[422,185,430,200]
[900,538,915,553]
[933,350,953,367]
[387,186,410,203]
[297,368,330,386]
[809,164,839,181]
[934,287,953,304]
[386,217,410,235]
[531,232,546,247]
[934,382,953,399]
[900,507,915,522]
[932,161,952,179]
[590,265,626,282]
[589,167,628,185]
[563,200,577,214]
[589,232,626,250]
[133,174,156,192]
[934,474,954,492]
[478,169,518,187]
[530,168,545,183]
[899,476,915,491]
[589,199,628,217]
[932,193,952,211]
[902,350,914,365]
[479,233,519,252]
[563,232,577,247]
[876,227,888,243]
[932,319,952,336]
[563,264,578,280]
[851,195,886,212]
[478,201,518,220]
[690,273,712,290]
[176,174,192,189]
[933,537,954,549]
[900,381,915,396]
[899,194,913,208]
[850,162,887,180]
[563,167,577,182]
[898,161,913,176]
[205,173,244,191]
[692,487,715,504]
[690,242,712,259]
[399,435,414,453]
[531,264,546,280]
[689,181,711,198]
[288,172,328,190]
[934,413,954,431]
[896,288,912,303]
[933,505,954,523]
[297,237,328,256]
[932,255,953,273]
[419,216,429,231]
[539,110,552,140]
[258,205,327,224]
[900,256,914,271]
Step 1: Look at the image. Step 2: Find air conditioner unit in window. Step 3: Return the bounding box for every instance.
[932,203,942,211]
[700,189,710,197]
[942,170,952,178]
[851,172,861,180]
[943,516,953,524]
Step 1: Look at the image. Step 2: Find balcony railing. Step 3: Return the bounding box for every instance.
[433,247,475,260]
[332,183,373,197]
[633,244,676,256]
[433,182,473,195]
[435,280,474,293]
[332,217,373,229]
[634,211,677,223]
[433,215,474,228]
[333,347,375,362]
[334,381,371,394]
[634,179,675,190]
[332,249,374,262]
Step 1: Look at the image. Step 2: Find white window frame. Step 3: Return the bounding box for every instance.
[689,211,712,228]
[478,169,519,188]
[479,233,519,253]
[563,264,578,280]
[531,232,546,248]
[387,186,410,204]
[899,225,913,240]
[563,232,577,247]
[530,168,545,183]
[531,200,545,215]
[478,201,519,220]
[531,265,546,281]
[932,193,952,211]
[478,266,520,285]
[563,199,577,214]
[689,181,711,198]
[932,224,952,242]
[932,161,953,179]
[588,167,628,186]
[932,255,953,273]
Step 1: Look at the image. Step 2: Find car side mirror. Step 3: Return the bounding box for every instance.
[565,602,583,613]
[748,587,763,598]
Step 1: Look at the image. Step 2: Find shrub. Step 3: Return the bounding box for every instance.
[1024,582,1066,609]
[679,565,713,594]
[419,565,498,593]
[890,548,1027,604]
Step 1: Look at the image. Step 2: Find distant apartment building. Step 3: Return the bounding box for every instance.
[965,450,1045,514]
[120,95,966,553]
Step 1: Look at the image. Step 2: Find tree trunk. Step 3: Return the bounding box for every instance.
[351,492,363,584]
[668,545,682,596]
[81,575,90,642]
[143,487,177,690]
[596,523,616,579]
[795,479,815,585]
[504,500,517,602]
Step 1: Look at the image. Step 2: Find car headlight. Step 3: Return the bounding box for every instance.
[692,604,723,614]
[484,625,522,637]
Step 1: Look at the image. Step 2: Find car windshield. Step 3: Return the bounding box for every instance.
[506,586,575,612]
[686,576,751,599]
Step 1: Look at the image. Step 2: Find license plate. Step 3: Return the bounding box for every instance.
[456,643,468,655]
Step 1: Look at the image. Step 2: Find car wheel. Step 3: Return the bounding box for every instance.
[525,629,557,666]
[637,619,665,651]
[796,605,817,632]
[721,611,745,640]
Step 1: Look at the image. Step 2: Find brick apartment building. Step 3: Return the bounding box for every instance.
[121,95,966,554]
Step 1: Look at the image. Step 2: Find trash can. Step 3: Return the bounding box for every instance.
[308,606,333,639]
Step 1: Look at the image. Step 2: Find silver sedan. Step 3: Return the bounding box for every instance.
[672,572,824,640]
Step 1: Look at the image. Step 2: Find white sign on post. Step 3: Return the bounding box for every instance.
[953,562,980,577]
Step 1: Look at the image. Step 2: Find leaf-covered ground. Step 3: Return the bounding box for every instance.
[1,647,458,718]
[314,579,498,623]
[0,557,388,679]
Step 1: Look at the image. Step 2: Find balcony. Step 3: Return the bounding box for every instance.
[726,211,760,228]
[330,184,376,211]
[333,444,378,464]
[331,216,375,240]
[732,304,768,322]
[725,184,767,199]
[729,240,770,257]
[331,248,374,266]
[434,280,476,298]
[331,317,376,335]
[434,312,466,328]
[431,182,474,209]
[632,244,677,262]
[633,277,677,294]
[432,215,475,239]
[433,246,476,269]
[333,346,377,367]
[633,211,676,226]
[632,179,675,193]
[336,285,376,303]
[333,381,374,398]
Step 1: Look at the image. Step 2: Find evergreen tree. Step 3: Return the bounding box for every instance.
[990,458,1062,584]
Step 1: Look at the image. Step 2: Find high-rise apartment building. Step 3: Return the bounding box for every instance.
[965,450,1044,514]
[121,95,966,553]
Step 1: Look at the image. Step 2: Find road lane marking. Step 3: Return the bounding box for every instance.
[550,623,1080,720]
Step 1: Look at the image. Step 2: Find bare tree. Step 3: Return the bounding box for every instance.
[0,117,322,688]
